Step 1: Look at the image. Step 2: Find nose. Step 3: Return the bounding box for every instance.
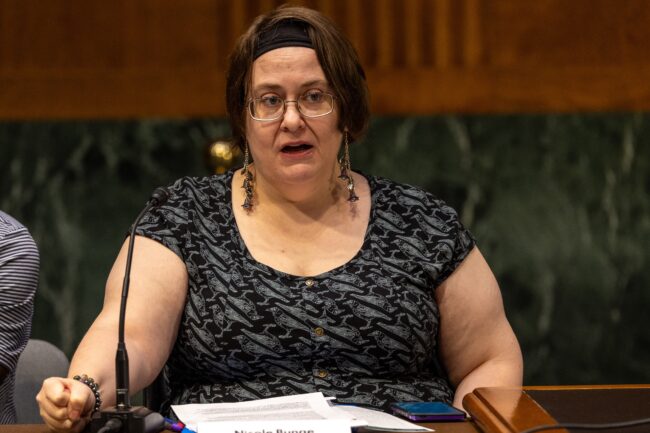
[280,100,305,131]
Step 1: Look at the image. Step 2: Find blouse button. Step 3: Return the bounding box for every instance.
[314,327,325,337]
[316,369,328,378]
[305,279,315,287]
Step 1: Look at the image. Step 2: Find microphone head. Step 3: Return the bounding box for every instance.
[150,187,170,206]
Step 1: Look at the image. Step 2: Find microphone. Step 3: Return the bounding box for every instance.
[90,187,169,433]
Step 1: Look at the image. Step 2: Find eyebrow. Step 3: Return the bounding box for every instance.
[252,79,330,93]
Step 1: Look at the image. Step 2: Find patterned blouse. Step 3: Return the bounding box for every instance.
[136,169,475,412]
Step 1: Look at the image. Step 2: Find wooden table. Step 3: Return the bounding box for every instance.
[463,384,650,433]
[11,385,650,433]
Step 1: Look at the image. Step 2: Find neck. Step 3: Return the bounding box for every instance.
[239,164,350,219]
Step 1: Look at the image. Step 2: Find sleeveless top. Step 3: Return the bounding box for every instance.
[136,170,475,412]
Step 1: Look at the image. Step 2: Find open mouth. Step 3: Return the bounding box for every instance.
[281,143,313,153]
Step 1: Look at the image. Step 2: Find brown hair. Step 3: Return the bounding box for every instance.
[226,5,370,151]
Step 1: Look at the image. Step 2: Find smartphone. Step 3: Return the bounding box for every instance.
[390,402,466,422]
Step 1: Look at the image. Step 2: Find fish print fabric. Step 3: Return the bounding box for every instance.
[136,169,475,411]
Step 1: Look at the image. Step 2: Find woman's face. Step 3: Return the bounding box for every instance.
[245,46,342,187]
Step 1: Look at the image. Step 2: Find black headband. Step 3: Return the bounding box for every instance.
[254,19,314,60]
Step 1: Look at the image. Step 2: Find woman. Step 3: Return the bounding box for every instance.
[37,6,522,432]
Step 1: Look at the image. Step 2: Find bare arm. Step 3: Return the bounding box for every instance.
[436,247,523,409]
[37,235,188,432]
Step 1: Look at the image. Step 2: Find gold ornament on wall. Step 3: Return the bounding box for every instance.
[205,138,241,174]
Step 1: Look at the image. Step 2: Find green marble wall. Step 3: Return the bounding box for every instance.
[1,114,649,386]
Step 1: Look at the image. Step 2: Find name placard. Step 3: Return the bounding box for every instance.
[197,419,351,433]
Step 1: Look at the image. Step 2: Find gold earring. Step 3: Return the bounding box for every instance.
[241,142,254,211]
[338,131,359,202]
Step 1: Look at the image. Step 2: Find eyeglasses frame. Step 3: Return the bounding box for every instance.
[247,92,337,122]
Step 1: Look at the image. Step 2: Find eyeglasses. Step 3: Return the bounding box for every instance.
[248,91,335,121]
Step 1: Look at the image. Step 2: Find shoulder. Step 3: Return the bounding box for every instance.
[142,171,234,227]
[0,211,39,273]
[0,210,26,238]
[369,175,463,227]
[165,172,231,198]
[0,211,37,250]
[367,175,475,283]
[158,171,233,211]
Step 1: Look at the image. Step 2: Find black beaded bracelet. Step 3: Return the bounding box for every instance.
[73,374,102,413]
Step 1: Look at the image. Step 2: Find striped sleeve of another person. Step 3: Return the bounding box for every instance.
[0,210,39,424]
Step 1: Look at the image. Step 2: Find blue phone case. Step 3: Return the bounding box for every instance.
[390,402,466,422]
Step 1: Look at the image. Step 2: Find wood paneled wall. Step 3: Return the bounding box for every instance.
[1,0,649,119]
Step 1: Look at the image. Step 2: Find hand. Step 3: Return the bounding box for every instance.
[36,377,96,433]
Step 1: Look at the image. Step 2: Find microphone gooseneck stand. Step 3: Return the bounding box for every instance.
[89,188,169,433]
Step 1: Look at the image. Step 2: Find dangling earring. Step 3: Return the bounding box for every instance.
[241,142,254,211]
[338,131,359,202]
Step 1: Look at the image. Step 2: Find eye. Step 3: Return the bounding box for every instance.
[302,90,325,103]
[259,95,283,107]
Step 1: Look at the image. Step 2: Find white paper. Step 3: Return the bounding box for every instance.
[171,392,361,432]
[334,405,433,432]
[199,419,350,433]
[171,392,433,432]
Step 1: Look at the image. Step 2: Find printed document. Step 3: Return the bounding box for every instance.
[171,392,432,432]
